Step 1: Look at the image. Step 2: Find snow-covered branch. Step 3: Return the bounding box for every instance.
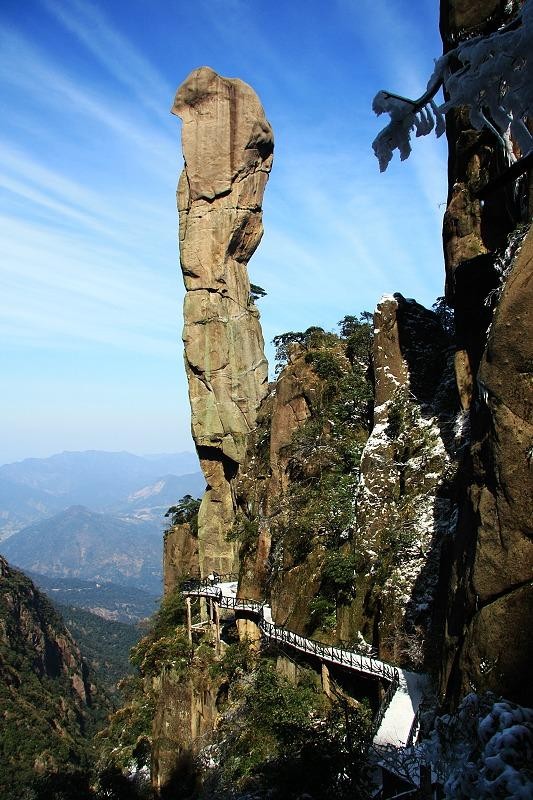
[372,0,533,171]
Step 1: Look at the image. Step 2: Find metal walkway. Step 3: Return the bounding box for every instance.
[182,577,428,747]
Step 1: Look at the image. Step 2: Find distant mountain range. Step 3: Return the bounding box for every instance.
[0,451,205,619]
[0,450,204,538]
[1,505,165,594]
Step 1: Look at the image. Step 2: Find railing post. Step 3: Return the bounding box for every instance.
[186,596,192,645]
[213,601,221,655]
[321,662,331,698]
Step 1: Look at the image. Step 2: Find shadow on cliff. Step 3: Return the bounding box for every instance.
[394,294,462,675]
[156,751,200,800]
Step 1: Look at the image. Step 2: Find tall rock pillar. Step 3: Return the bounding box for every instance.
[172,67,273,577]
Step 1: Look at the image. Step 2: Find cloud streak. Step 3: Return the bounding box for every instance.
[0,28,177,172]
[41,0,173,119]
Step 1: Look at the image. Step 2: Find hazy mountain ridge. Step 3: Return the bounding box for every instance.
[117,471,204,519]
[1,505,164,594]
[0,450,204,539]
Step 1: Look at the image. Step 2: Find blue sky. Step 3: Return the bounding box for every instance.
[0,0,447,464]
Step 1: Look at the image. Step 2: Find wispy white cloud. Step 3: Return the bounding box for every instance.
[41,0,173,119]
[0,28,177,171]
[0,0,450,461]
[0,139,175,240]
[0,213,181,356]
[0,172,118,237]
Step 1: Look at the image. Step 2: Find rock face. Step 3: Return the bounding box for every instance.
[439,0,533,708]
[352,295,459,667]
[172,67,273,577]
[151,666,220,795]
[440,0,527,410]
[163,523,200,595]
[262,354,323,633]
[233,350,324,638]
[0,556,99,795]
[441,228,533,707]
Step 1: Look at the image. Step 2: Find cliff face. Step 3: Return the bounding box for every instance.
[439,0,533,707]
[163,522,200,594]
[172,66,273,578]
[0,556,99,796]
[352,295,459,667]
[154,29,533,791]
[232,309,458,669]
[441,227,533,707]
[151,69,273,790]
[151,664,221,796]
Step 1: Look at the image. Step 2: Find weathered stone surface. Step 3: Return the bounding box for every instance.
[355,294,459,667]
[460,584,533,707]
[477,230,533,597]
[440,0,520,43]
[163,523,200,595]
[443,226,533,706]
[172,67,273,577]
[371,294,409,416]
[236,351,323,635]
[267,353,318,500]
[151,667,220,793]
[440,1,525,303]
[439,0,533,709]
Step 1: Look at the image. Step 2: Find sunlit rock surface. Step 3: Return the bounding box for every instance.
[172,67,273,577]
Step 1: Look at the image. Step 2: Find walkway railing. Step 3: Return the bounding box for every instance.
[183,585,399,685]
[182,573,238,592]
[373,672,400,734]
[182,582,424,748]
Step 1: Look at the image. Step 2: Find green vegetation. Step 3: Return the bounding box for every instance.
[432,296,454,336]
[95,587,195,796]
[249,283,267,303]
[164,494,201,536]
[130,588,191,678]
[56,604,141,697]
[203,659,372,799]
[226,511,260,556]
[28,573,159,624]
[272,325,338,374]
[386,385,441,491]
[308,595,337,631]
[95,673,155,792]
[267,314,373,634]
[210,637,257,682]
[0,561,110,800]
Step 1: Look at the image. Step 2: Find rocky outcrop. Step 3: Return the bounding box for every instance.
[266,352,329,633]
[234,350,323,637]
[151,666,221,795]
[0,556,101,795]
[172,66,273,578]
[439,0,533,708]
[163,523,200,594]
[352,295,459,667]
[441,227,533,707]
[440,0,526,411]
